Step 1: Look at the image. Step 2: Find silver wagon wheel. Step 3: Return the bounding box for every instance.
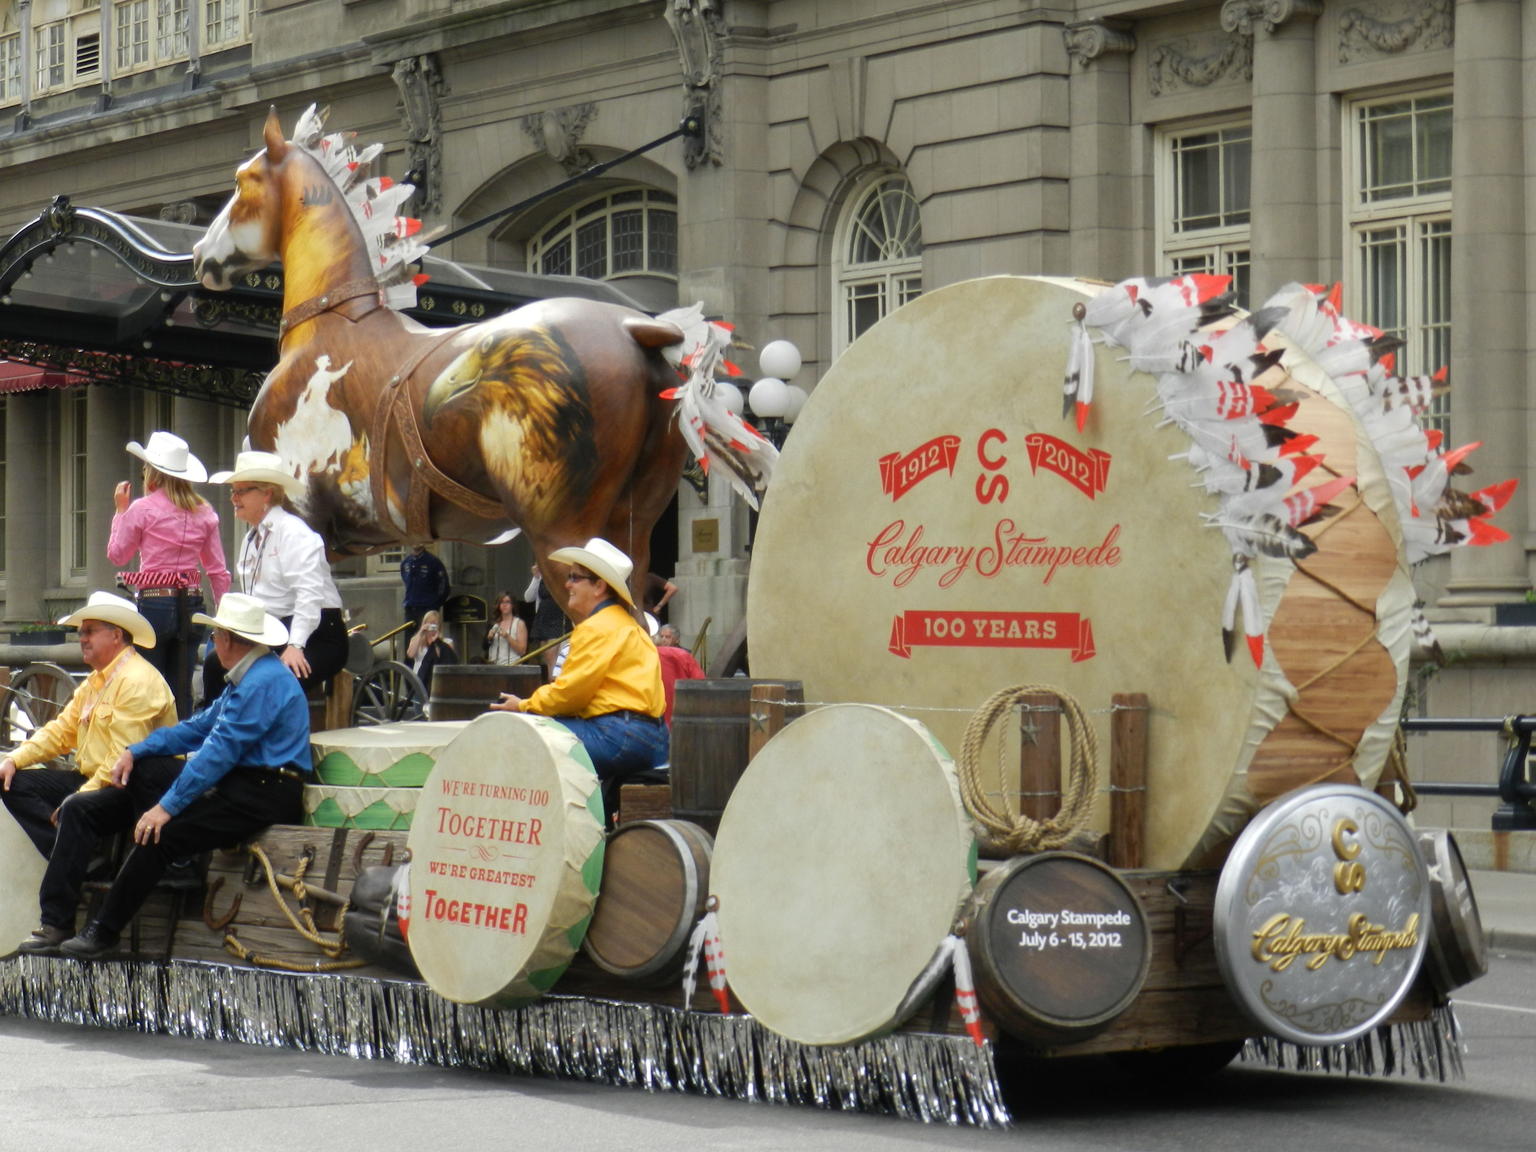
[5,661,79,757]
[350,661,429,727]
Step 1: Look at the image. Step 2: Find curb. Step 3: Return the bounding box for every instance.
[1487,927,1536,955]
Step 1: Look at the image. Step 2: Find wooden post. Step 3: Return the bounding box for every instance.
[325,669,355,732]
[748,682,789,763]
[1018,691,1061,822]
[1109,692,1148,869]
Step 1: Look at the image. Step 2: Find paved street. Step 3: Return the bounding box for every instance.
[0,949,1531,1152]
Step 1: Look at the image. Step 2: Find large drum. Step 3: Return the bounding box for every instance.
[405,711,605,1006]
[302,784,419,830]
[749,276,1411,869]
[710,704,976,1046]
[0,801,47,954]
[310,720,469,787]
[582,818,713,984]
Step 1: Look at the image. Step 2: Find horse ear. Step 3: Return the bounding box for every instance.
[623,317,684,350]
[264,107,289,163]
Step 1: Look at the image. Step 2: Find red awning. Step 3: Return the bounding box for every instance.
[0,361,87,393]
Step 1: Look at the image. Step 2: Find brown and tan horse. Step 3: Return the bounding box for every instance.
[192,108,692,612]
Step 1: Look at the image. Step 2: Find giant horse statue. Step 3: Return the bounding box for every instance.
[192,106,770,613]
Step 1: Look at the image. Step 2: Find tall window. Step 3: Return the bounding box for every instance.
[528,189,677,282]
[1161,122,1252,309]
[115,0,150,70]
[205,0,243,48]
[834,173,923,354]
[0,35,20,104]
[63,390,88,580]
[156,0,189,59]
[0,399,8,580]
[1349,92,1452,436]
[34,22,65,91]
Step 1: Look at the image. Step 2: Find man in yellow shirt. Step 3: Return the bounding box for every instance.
[490,538,667,814]
[1,592,176,952]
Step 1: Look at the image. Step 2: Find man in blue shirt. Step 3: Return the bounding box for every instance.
[58,593,311,959]
[400,544,449,632]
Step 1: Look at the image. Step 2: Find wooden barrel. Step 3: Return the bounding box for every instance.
[1419,829,1489,994]
[965,852,1151,1047]
[427,664,543,721]
[582,818,713,984]
[669,678,803,834]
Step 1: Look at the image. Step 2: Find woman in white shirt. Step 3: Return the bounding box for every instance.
[482,591,527,665]
[202,450,349,701]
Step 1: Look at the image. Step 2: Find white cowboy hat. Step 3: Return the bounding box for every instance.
[125,431,208,483]
[208,450,305,497]
[58,591,156,649]
[549,537,636,607]
[191,592,290,647]
[643,612,659,637]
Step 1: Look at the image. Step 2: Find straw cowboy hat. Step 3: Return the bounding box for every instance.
[192,592,290,647]
[58,591,156,649]
[549,537,636,607]
[125,431,208,483]
[208,450,306,497]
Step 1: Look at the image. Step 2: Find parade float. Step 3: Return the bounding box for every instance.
[0,109,1500,1127]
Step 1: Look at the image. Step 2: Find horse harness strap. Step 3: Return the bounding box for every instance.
[369,331,505,541]
[279,277,384,337]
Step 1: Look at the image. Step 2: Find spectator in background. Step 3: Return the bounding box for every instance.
[524,565,570,676]
[406,609,455,691]
[652,621,704,727]
[643,572,678,622]
[107,431,230,717]
[401,544,450,632]
[483,592,527,665]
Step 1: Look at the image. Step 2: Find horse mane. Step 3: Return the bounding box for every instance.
[289,105,430,312]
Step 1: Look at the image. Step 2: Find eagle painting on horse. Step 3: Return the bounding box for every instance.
[191,105,774,614]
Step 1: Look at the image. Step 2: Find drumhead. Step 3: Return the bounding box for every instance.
[749,276,1409,869]
[0,803,47,953]
[405,712,604,1006]
[711,703,976,1045]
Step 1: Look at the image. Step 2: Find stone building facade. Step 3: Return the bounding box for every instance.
[0,0,1525,832]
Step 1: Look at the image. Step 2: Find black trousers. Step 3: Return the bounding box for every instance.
[201,607,348,703]
[38,757,181,929]
[1,768,85,858]
[94,760,303,936]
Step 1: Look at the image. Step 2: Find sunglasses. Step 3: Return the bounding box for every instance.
[565,571,598,584]
[230,485,264,497]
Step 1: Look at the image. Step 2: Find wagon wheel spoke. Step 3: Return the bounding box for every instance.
[350,661,428,727]
[5,662,80,759]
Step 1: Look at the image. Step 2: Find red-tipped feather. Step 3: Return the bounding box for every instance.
[1279,433,1319,457]
[1246,633,1264,668]
[1468,518,1510,546]
[1075,400,1090,432]
[1259,402,1299,426]
[1471,478,1519,514]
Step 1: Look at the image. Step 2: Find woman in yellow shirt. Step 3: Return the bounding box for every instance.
[490,538,667,793]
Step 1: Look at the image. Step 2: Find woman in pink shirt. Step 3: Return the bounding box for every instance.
[107,431,230,716]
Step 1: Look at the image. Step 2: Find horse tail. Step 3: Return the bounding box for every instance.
[654,304,779,509]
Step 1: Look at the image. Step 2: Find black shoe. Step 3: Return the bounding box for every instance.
[59,922,120,959]
[16,925,70,955]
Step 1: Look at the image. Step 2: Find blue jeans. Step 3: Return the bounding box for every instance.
[136,592,204,717]
[553,711,669,780]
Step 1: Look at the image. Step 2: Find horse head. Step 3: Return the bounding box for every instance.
[193,109,293,290]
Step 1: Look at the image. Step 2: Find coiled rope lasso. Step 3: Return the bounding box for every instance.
[958,684,1099,855]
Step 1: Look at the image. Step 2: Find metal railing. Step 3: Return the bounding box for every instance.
[1402,715,1536,830]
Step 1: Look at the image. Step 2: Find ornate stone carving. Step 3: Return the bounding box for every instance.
[520,104,598,176]
[1222,0,1323,36]
[664,0,726,168]
[1339,0,1453,62]
[158,202,198,225]
[392,55,447,216]
[1064,20,1136,68]
[1149,32,1254,96]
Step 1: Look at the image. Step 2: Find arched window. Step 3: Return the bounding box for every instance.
[527,188,677,281]
[834,173,922,354]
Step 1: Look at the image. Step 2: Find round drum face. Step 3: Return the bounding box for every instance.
[748,275,1409,870]
[711,704,975,1046]
[0,801,47,954]
[406,712,604,1006]
[1213,785,1429,1046]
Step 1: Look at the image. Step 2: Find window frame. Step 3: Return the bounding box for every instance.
[831,171,924,357]
[526,187,678,284]
[1344,88,1453,437]
[60,389,89,585]
[1157,119,1254,309]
